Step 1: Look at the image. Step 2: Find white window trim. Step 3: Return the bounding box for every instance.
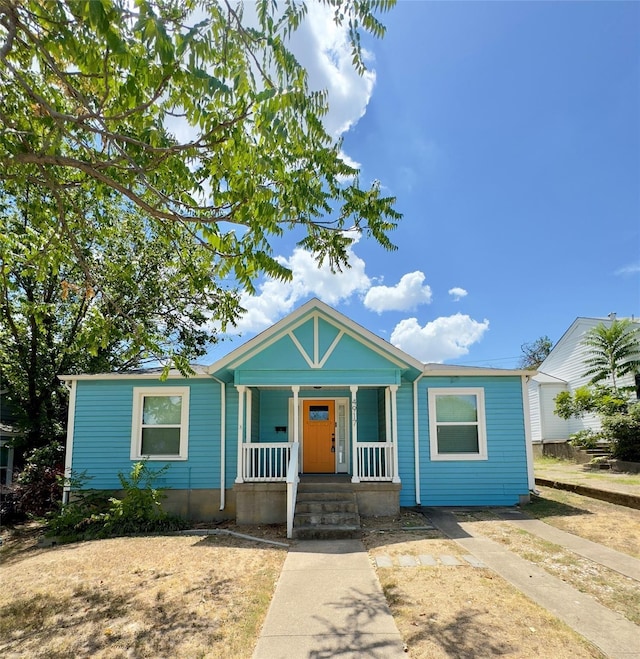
[131,387,190,460]
[428,387,487,461]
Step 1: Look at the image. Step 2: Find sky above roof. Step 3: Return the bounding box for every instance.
[208,0,640,368]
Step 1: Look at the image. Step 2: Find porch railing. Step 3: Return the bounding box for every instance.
[286,442,300,539]
[356,442,394,481]
[242,442,292,482]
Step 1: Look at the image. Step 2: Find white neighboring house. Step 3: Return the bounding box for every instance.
[528,315,640,446]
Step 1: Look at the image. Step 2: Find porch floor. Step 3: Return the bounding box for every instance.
[299,474,353,484]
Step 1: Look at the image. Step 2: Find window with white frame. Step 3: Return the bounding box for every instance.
[131,387,189,460]
[428,388,487,460]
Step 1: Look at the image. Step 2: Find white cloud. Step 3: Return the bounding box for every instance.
[615,262,640,276]
[390,314,490,363]
[448,287,468,301]
[235,236,370,333]
[364,271,432,313]
[288,4,376,137]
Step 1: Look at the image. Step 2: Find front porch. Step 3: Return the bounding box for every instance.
[233,384,403,485]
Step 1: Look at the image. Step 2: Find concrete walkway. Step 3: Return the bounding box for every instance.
[253,539,406,659]
[426,508,640,659]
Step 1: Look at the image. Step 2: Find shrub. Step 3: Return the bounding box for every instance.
[15,442,64,516]
[100,462,186,537]
[47,461,187,542]
[568,429,603,449]
[603,402,640,462]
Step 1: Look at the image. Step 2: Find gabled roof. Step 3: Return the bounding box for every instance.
[423,363,534,377]
[209,298,425,378]
[538,315,640,372]
[531,370,567,384]
[59,364,211,381]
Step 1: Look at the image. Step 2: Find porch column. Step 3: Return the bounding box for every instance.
[389,385,401,483]
[350,385,360,483]
[235,385,246,483]
[291,385,300,476]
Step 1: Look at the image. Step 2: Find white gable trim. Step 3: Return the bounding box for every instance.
[211,299,423,373]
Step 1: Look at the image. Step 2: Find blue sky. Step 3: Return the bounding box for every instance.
[209,1,640,368]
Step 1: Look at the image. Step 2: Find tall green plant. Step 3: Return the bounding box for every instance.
[582,319,640,394]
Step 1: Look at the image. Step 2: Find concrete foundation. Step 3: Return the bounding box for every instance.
[354,481,401,517]
[162,488,235,522]
[234,479,402,525]
[234,482,288,524]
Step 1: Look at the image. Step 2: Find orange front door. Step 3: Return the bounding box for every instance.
[302,400,335,473]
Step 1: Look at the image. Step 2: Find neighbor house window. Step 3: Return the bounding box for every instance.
[428,388,487,461]
[131,387,189,460]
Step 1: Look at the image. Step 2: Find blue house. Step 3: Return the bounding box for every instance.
[61,299,534,536]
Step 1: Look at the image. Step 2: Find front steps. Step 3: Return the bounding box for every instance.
[293,478,362,540]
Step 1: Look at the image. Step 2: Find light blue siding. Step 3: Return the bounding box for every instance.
[318,317,340,356]
[322,333,400,371]
[396,383,416,505]
[69,304,530,512]
[240,335,310,371]
[73,378,221,490]
[408,376,528,506]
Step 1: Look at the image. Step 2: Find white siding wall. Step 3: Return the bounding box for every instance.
[528,380,541,442]
[534,317,638,441]
[539,384,570,441]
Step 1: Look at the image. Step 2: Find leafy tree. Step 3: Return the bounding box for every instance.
[518,335,553,370]
[1,184,240,450]
[581,319,640,394]
[0,0,400,291]
[0,0,400,451]
[554,319,640,461]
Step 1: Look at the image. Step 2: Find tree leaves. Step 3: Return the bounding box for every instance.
[0,0,399,287]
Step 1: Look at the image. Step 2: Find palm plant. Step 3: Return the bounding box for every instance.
[582,319,640,394]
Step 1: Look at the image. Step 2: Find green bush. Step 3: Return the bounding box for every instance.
[47,462,187,542]
[15,442,65,516]
[603,402,640,462]
[568,429,603,449]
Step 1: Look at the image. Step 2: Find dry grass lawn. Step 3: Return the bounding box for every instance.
[0,524,287,658]
[3,493,637,659]
[524,485,640,559]
[362,513,605,659]
[455,510,640,627]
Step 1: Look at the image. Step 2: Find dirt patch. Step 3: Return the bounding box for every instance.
[0,525,287,658]
[362,526,604,659]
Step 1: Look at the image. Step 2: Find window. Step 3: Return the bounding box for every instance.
[309,405,330,421]
[131,387,189,460]
[428,388,487,460]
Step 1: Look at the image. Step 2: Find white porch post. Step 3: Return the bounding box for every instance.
[235,385,246,483]
[245,388,252,444]
[385,387,391,442]
[350,385,359,483]
[292,386,300,443]
[390,384,401,483]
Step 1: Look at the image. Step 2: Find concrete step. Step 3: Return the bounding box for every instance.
[297,482,355,494]
[295,500,358,514]
[295,511,361,526]
[293,480,362,540]
[293,525,363,540]
[296,491,356,503]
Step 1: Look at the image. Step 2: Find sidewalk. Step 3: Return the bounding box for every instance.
[426,508,640,659]
[253,539,406,659]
